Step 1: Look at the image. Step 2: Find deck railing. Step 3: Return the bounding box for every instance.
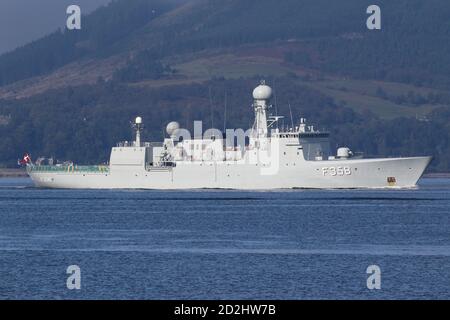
[28,165,110,173]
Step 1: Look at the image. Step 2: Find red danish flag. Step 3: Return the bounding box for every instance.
[18,153,32,166]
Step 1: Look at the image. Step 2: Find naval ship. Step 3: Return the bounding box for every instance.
[26,81,432,189]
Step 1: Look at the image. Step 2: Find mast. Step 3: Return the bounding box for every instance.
[134,116,143,147]
[251,80,272,140]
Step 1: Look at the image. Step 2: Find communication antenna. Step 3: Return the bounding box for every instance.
[223,91,228,133]
[272,78,280,129]
[273,78,279,116]
[288,102,294,129]
[208,86,214,129]
[133,116,143,146]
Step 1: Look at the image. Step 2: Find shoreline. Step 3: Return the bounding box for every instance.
[0,169,27,178]
[1,169,450,179]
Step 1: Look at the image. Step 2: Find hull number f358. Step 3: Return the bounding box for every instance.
[322,167,352,176]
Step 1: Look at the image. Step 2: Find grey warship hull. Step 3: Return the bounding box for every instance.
[28,156,431,190]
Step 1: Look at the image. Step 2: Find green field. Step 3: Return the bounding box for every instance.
[305,79,441,120]
[169,52,449,120]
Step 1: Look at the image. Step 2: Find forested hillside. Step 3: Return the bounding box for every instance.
[0,0,449,171]
[2,0,450,88]
[0,0,181,86]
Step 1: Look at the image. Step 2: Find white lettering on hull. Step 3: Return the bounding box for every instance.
[322,167,352,176]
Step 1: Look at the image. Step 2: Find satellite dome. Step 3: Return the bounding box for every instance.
[252,81,272,100]
[166,121,180,136]
[135,116,143,124]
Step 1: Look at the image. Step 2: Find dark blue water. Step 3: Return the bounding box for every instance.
[0,178,449,300]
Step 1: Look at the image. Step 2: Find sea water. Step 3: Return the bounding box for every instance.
[0,178,449,299]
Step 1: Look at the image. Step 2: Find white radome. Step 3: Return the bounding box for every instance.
[166,121,180,136]
[135,117,143,124]
[253,84,273,100]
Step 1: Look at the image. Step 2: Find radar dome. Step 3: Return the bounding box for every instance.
[166,121,180,136]
[252,82,273,100]
[135,116,142,124]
